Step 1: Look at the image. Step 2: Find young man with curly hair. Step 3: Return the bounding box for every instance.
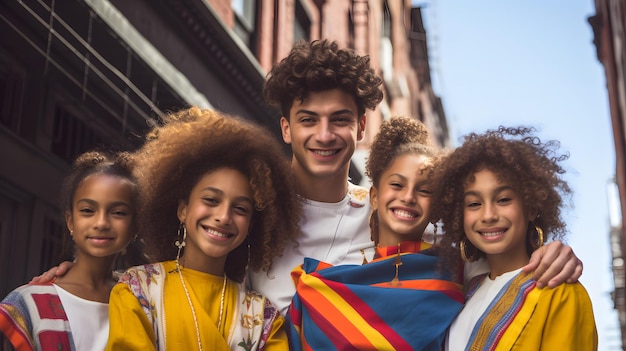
[249,39,383,315]
[252,39,584,316]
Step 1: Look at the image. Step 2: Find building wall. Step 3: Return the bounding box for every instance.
[589,0,626,347]
[0,0,184,296]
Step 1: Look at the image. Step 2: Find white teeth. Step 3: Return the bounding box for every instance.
[481,231,504,237]
[314,150,336,156]
[206,228,229,237]
[393,209,416,219]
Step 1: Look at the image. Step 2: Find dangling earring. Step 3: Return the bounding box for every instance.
[390,242,403,286]
[432,221,439,245]
[460,238,478,262]
[175,222,187,268]
[532,223,544,249]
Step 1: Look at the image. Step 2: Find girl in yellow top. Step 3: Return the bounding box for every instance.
[106,107,301,350]
[433,126,597,350]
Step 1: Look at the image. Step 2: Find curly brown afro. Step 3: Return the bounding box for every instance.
[432,126,572,274]
[264,39,383,118]
[131,107,301,282]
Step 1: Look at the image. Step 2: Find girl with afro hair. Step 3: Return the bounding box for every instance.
[106,107,301,351]
[433,126,597,350]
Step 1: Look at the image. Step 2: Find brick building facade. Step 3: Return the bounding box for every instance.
[589,0,626,347]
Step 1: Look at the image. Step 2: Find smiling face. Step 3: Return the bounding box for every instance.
[177,167,254,274]
[370,154,434,247]
[280,88,365,188]
[463,169,533,275]
[65,174,135,259]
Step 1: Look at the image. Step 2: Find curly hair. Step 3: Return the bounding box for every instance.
[365,116,433,187]
[131,107,301,282]
[60,150,146,271]
[432,126,572,273]
[264,39,383,118]
[365,116,438,244]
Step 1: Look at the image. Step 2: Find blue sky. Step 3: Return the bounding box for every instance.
[417,1,620,348]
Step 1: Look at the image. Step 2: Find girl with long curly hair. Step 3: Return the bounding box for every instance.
[106,107,300,351]
[433,126,597,350]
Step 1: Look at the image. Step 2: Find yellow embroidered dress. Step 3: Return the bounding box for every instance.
[451,271,597,351]
[106,261,287,350]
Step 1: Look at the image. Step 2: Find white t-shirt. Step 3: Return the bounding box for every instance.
[445,268,523,351]
[54,284,109,351]
[248,182,376,316]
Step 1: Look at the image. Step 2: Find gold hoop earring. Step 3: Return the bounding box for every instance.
[459,240,469,262]
[460,238,478,262]
[175,222,187,265]
[533,223,544,249]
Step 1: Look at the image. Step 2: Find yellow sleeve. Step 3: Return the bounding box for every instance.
[106,282,157,351]
[515,283,598,350]
[261,313,289,351]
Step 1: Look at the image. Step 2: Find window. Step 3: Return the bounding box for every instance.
[232,0,257,49]
[382,1,391,39]
[294,0,311,42]
[0,56,31,140]
[51,105,103,162]
[40,215,65,273]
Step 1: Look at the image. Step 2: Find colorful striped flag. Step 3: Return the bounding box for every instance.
[287,246,464,350]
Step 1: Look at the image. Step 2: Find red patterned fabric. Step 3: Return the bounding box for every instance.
[0,284,73,351]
